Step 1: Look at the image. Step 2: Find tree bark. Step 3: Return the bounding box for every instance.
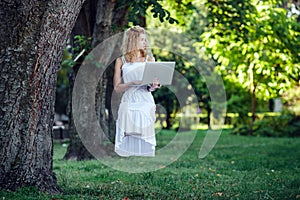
[93,0,129,143]
[64,0,130,160]
[64,0,97,161]
[64,59,95,160]
[0,0,84,194]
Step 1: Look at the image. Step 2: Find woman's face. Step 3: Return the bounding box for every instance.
[137,33,147,50]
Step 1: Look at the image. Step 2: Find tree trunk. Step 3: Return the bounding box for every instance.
[165,110,172,129]
[251,86,256,134]
[249,62,256,135]
[207,106,212,130]
[64,61,94,160]
[64,0,97,161]
[0,0,84,194]
[93,0,125,143]
[64,0,129,160]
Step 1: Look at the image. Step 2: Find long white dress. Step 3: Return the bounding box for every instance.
[114,56,156,157]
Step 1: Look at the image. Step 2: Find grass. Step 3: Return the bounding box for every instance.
[1,129,300,199]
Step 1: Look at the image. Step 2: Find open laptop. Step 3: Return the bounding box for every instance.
[133,61,175,86]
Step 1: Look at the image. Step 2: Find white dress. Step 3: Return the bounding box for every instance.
[114,56,156,157]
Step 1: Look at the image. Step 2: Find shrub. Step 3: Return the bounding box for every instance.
[232,112,300,137]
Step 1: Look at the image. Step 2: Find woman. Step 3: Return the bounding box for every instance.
[113,26,160,157]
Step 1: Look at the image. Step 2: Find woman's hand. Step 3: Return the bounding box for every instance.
[152,77,161,89]
[147,77,161,92]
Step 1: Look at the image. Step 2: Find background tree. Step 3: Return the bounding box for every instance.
[147,0,300,131]
[63,35,95,160]
[63,0,119,160]
[198,0,300,133]
[0,0,85,194]
[63,0,178,160]
[147,0,220,129]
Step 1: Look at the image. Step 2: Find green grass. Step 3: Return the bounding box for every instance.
[1,129,300,199]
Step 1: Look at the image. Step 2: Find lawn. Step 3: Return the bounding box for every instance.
[1,129,300,199]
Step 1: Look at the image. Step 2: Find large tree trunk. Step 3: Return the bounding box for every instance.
[64,60,95,160]
[64,0,97,161]
[64,0,129,160]
[93,0,129,143]
[0,0,84,194]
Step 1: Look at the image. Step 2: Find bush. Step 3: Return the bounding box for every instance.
[232,112,300,137]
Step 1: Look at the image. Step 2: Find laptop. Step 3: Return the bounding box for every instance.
[133,61,175,86]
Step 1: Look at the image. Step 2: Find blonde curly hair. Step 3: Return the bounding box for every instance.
[121,26,152,63]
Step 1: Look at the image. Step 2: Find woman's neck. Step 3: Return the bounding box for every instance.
[133,51,145,62]
[135,51,143,58]
[124,50,146,62]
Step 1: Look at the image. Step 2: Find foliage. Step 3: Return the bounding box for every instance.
[57,35,92,87]
[184,0,300,131]
[1,130,300,199]
[56,48,72,115]
[145,0,300,131]
[117,0,179,25]
[72,35,93,54]
[224,77,252,126]
[232,111,300,137]
[152,0,196,28]
[146,0,202,32]
[282,84,300,114]
[55,35,92,115]
[146,1,214,128]
[224,76,270,125]
[198,0,300,100]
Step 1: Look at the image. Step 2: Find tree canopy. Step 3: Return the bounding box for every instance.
[199,0,300,100]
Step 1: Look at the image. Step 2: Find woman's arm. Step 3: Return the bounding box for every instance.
[113,58,141,93]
